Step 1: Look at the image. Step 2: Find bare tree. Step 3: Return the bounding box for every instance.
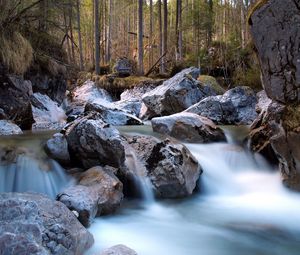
[162,0,168,73]
[76,0,84,70]
[94,0,100,74]
[137,0,144,75]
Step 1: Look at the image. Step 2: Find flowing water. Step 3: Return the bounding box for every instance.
[0,132,73,198]
[88,125,300,255]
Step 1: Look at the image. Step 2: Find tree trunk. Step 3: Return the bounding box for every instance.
[76,0,84,70]
[137,0,144,75]
[106,0,112,63]
[68,0,76,63]
[207,0,213,47]
[162,0,168,73]
[158,0,163,73]
[176,0,182,62]
[149,0,153,68]
[94,0,100,74]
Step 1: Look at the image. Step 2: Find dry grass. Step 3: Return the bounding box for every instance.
[0,31,33,74]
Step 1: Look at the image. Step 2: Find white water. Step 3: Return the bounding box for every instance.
[88,126,300,255]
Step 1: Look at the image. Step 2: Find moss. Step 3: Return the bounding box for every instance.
[0,31,33,74]
[283,106,300,132]
[247,0,270,24]
[198,75,225,94]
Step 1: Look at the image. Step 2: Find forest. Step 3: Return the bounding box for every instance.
[0,0,300,255]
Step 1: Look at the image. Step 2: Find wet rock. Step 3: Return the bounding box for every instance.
[186,86,257,125]
[0,120,22,136]
[142,67,216,116]
[151,112,226,143]
[100,245,138,255]
[85,101,143,126]
[114,99,142,117]
[58,166,123,227]
[249,0,300,104]
[0,192,94,255]
[45,133,70,166]
[0,66,34,130]
[127,135,201,198]
[31,93,66,131]
[64,112,126,169]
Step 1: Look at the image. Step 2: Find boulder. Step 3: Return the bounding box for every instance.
[85,101,143,126]
[0,120,22,136]
[142,67,217,116]
[151,112,226,143]
[0,192,94,255]
[114,99,142,117]
[197,75,225,95]
[127,135,201,198]
[249,0,300,104]
[64,112,126,169]
[113,57,134,77]
[186,86,257,125]
[0,66,34,130]
[120,81,160,101]
[31,93,66,130]
[100,245,138,255]
[45,133,71,166]
[58,166,123,227]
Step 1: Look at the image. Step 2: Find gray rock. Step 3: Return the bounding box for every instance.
[120,81,161,101]
[85,101,143,126]
[0,120,22,136]
[186,86,257,125]
[0,192,94,255]
[113,58,134,77]
[114,99,142,117]
[142,67,216,116]
[64,112,126,169]
[151,112,226,143]
[100,245,138,255]
[127,135,201,198]
[45,133,70,165]
[249,0,300,104]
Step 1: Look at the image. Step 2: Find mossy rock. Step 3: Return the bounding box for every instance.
[247,0,270,24]
[198,75,225,95]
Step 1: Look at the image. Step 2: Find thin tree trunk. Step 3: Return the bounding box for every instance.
[137,0,144,75]
[176,0,182,62]
[68,1,76,63]
[106,0,112,63]
[94,0,100,74]
[158,0,163,73]
[149,0,153,69]
[76,0,84,70]
[162,0,168,73]
[63,9,71,64]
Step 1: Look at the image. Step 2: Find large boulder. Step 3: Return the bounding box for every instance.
[186,86,257,125]
[0,192,94,255]
[0,120,22,136]
[151,112,226,143]
[0,66,34,130]
[113,57,135,77]
[127,135,201,198]
[85,101,143,126]
[249,0,300,104]
[58,166,123,227]
[64,112,126,169]
[142,67,217,117]
[31,93,66,130]
[99,245,138,255]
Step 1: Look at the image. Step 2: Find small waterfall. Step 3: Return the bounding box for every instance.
[125,146,155,203]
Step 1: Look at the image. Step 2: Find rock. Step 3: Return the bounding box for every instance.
[45,133,71,166]
[114,99,142,117]
[256,90,272,113]
[249,0,300,104]
[186,86,257,125]
[100,245,138,255]
[58,166,123,227]
[198,75,225,95]
[0,120,22,136]
[31,93,66,130]
[142,67,217,116]
[25,70,67,105]
[85,101,143,126]
[0,192,94,255]
[120,81,160,101]
[0,66,34,130]
[127,135,201,198]
[64,112,126,169]
[113,57,135,77]
[151,112,226,143]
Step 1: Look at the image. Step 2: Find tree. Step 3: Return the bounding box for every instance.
[158,0,164,73]
[162,0,168,73]
[137,0,144,75]
[175,0,182,62]
[76,0,84,70]
[94,0,100,74]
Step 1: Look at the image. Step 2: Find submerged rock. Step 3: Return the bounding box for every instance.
[0,120,22,136]
[64,112,126,169]
[127,135,201,198]
[0,192,94,255]
[142,67,216,117]
[151,112,226,143]
[100,245,138,255]
[186,86,257,125]
[45,133,70,166]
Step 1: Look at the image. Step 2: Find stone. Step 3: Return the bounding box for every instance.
[127,135,201,198]
[142,67,217,116]
[45,133,71,166]
[100,245,138,255]
[64,112,126,169]
[0,120,22,136]
[0,192,94,255]
[186,86,257,125]
[85,101,143,126]
[151,112,226,143]
[113,58,134,77]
